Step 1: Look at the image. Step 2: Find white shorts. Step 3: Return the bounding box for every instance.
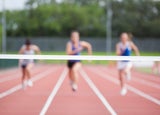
[117,61,133,70]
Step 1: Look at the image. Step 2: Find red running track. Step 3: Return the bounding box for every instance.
[0,64,160,115]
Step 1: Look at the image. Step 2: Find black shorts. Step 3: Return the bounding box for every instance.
[21,63,27,69]
[67,61,80,69]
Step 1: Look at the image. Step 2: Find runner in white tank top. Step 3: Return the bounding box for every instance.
[19,39,41,89]
[116,33,140,96]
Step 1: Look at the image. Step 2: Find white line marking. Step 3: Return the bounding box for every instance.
[101,67,160,89]
[0,67,57,99]
[89,67,160,106]
[133,77,160,89]
[0,66,42,83]
[40,68,68,115]
[80,69,117,115]
[0,74,20,83]
[126,85,160,106]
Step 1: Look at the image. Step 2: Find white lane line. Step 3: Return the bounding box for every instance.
[101,67,160,89]
[40,68,68,115]
[0,74,20,83]
[127,85,160,106]
[132,77,160,89]
[89,67,160,106]
[0,66,42,83]
[0,67,57,99]
[80,69,117,115]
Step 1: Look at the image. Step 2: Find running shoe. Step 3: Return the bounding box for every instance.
[120,87,127,96]
[22,81,27,89]
[72,83,78,92]
[27,80,33,87]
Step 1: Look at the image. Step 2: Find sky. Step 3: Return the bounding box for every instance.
[0,0,28,11]
[0,0,64,11]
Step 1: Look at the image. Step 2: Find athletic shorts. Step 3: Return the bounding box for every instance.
[117,61,132,70]
[21,62,34,69]
[67,61,80,69]
[21,63,27,69]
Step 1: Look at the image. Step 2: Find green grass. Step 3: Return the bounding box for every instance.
[41,51,110,64]
[136,67,152,74]
[135,67,160,76]
[41,51,160,56]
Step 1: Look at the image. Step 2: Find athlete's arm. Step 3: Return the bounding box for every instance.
[33,45,41,54]
[18,45,25,54]
[130,42,140,56]
[80,41,92,55]
[116,43,121,56]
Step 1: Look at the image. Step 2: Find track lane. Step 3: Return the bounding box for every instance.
[0,65,53,93]
[46,68,110,115]
[99,66,160,100]
[1,65,160,115]
[0,65,64,115]
[0,65,44,83]
[85,66,160,115]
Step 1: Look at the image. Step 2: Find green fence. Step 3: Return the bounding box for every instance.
[0,59,18,69]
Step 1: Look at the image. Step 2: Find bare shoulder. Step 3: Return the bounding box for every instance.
[31,44,39,50]
[129,41,136,47]
[66,41,72,47]
[80,41,90,45]
[21,45,26,49]
[116,42,120,47]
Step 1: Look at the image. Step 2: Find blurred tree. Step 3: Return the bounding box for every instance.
[1,0,160,38]
[112,0,160,37]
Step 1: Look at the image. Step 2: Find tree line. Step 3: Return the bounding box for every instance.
[0,0,160,38]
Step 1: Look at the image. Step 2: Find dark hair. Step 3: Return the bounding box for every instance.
[71,30,79,34]
[127,32,133,40]
[25,39,31,45]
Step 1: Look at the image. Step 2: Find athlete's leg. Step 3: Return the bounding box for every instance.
[21,66,27,89]
[26,63,34,79]
[26,63,34,87]
[70,62,82,91]
[72,62,81,83]
[119,69,127,96]
[119,69,125,88]
[68,69,72,80]
[21,67,26,83]
[125,62,132,80]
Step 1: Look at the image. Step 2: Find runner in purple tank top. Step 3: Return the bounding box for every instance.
[66,31,92,91]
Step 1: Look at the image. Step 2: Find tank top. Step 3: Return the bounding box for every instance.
[69,41,81,62]
[119,42,132,56]
[22,45,35,64]
[119,42,132,62]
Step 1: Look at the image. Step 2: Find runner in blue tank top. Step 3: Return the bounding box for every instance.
[116,32,140,96]
[66,31,92,91]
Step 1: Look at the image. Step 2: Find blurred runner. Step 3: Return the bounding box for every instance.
[19,39,41,89]
[66,30,92,91]
[116,32,140,95]
[152,61,160,75]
